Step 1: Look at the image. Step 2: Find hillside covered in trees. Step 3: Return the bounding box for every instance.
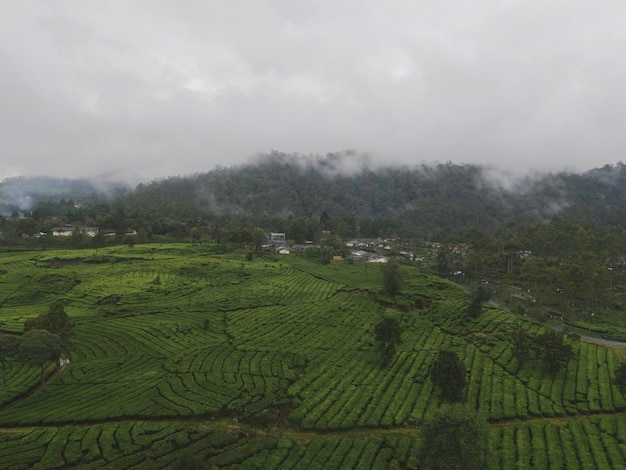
[3,153,626,242]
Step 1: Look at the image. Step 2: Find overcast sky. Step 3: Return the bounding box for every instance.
[2,1,626,182]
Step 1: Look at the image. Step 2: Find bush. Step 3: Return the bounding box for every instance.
[418,404,489,470]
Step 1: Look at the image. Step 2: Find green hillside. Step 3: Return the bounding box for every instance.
[1,244,625,468]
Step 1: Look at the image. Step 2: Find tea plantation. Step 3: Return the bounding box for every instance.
[1,243,626,468]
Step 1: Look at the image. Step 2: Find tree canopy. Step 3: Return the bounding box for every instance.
[24,301,74,345]
[17,329,62,390]
[418,404,489,470]
[430,349,466,403]
[374,317,403,366]
[534,330,573,375]
[381,261,403,296]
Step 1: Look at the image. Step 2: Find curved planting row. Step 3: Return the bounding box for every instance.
[226,294,380,355]
[284,256,389,292]
[289,320,446,429]
[0,421,267,470]
[2,273,78,312]
[0,359,54,407]
[0,338,302,424]
[203,266,343,311]
[278,268,343,304]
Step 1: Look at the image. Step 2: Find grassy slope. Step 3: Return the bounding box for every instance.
[0,244,625,468]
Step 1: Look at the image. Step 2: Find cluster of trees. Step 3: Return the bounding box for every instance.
[5,156,626,252]
[511,327,574,374]
[0,301,73,393]
[439,217,626,321]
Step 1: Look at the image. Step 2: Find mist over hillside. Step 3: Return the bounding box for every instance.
[2,153,626,236]
[0,176,129,217]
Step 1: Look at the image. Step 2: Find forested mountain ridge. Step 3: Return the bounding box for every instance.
[2,153,626,238]
[90,154,626,236]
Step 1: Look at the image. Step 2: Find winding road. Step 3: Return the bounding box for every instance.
[549,322,626,348]
[483,296,626,348]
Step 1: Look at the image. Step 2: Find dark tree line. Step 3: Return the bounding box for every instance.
[439,217,626,322]
[6,156,626,251]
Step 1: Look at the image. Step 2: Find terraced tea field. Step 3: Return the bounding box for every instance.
[1,243,626,468]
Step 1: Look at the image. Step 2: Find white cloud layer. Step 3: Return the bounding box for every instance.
[2,1,626,181]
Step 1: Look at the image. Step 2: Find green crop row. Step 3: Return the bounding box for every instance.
[5,416,626,469]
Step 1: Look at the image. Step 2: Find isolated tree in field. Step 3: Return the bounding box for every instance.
[374,317,403,366]
[614,362,626,394]
[418,404,489,470]
[465,297,483,318]
[534,330,572,375]
[430,349,466,402]
[17,329,62,390]
[511,326,532,366]
[24,300,74,345]
[381,261,402,296]
[466,286,492,318]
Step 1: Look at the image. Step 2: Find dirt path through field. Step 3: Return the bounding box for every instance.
[2,407,626,439]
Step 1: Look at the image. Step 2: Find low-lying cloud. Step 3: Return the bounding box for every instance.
[1,1,626,182]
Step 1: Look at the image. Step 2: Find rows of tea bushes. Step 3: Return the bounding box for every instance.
[490,415,626,470]
[3,415,626,469]
[2,245,626,468]
[487,318,626,417]
[0,314,303,424]
[422,303,626,419]
[0,361,53,407]
[243,416,626,470]
[0,420,277,469]
[3,245,625,426]
[283,256,384,290]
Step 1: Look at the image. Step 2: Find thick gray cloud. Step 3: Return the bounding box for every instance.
[1,1,626,182]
